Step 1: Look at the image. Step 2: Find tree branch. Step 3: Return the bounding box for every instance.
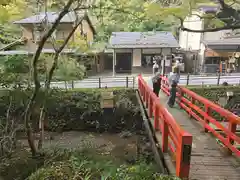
[181,24,240,32]
[23,0,75,156]
[37,13,85,150]
[178,0,240,32]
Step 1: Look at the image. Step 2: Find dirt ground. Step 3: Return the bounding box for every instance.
[19,131,149,161]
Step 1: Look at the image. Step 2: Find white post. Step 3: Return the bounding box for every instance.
[113,49,116,77]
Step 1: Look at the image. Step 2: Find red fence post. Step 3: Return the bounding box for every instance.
[154,105,160,131]
[162,115,169,153]
[146,92,149,108]
[204,105,211,132]
[177,87,184,107]
[138,75,141,94]
[143,88,146,102]
[149,96,153,118]
[176,132,192,179]
[227,122,237,153]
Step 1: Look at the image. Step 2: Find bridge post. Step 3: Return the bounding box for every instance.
[154,106,160,131]
[149,97,153,118]
[146,92,149,108]
[176,132,192,179]
[227,122,237,154]
[162,119,169,152]
[143,88,146,102]
[204,105,211,132]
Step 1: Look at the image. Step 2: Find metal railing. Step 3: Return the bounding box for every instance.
[178,74,240,86]
[49,76,137,89]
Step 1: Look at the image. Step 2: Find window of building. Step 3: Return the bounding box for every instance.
[205,57,221,64]
[33,29,42,42]
[56,31,65,40]
[33,29,56,42]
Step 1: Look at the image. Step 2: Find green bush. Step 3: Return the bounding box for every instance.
[0,150,44,180]
[0,88,143,132]
[28,148,180,180]
[189,86,240,104]
[188,86,240,120]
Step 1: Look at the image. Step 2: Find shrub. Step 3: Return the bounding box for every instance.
[0,150,44,180]
[28,148,180,180]
[0,88,143,133]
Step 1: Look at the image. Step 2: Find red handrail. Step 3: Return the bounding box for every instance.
[161,75,240,157]
[138,75,192,179]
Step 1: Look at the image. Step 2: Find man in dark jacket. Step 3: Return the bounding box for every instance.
[152,71,162,97]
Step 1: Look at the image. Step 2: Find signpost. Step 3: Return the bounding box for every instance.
[100,89,115,131]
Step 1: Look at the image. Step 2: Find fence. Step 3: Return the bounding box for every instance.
[49,76,137,89]
[138,75,192,179]
[178,74,240,86]
[161,76,240,157]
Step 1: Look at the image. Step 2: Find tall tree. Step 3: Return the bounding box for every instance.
[92,0,173,42]
[149,0,240,32]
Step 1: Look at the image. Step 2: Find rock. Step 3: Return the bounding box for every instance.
[125,156,136,164]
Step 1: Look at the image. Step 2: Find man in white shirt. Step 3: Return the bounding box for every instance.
[167,66,180,108]
[153,60,159,75]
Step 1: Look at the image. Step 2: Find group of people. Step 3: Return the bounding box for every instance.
[152,61,180,108]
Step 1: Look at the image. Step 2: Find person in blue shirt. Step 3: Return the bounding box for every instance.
[167,66,180,108]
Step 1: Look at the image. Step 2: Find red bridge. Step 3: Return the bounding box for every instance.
[138,75,240,180]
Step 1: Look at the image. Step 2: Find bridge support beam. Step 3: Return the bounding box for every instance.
[176,133,192,179]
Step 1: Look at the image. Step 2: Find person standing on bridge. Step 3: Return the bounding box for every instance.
[153,60,159,75]
[152,70,162,97]
[167,66,180,108]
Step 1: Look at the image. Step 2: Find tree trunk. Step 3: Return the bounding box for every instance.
[37,15,83,149]
[37,107,45,150]
[24,0,75,156]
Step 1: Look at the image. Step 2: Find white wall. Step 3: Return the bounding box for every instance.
[113,48,173,67]
[132,48,172,67]
[179,14,203,50]
[179,13,232,51]
[203,30,231,41]
[199,42,206,70]
[132,49,141,66]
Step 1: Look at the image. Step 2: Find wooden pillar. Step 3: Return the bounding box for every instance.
[113,49,116,77]
[131,48,133,73]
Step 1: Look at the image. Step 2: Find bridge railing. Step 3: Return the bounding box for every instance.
[138,75,193,179]
[161,76,240,157]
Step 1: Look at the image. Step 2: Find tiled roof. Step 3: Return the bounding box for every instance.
[202,38,240,46]
[14,11,85,24]
[108,31,179,49]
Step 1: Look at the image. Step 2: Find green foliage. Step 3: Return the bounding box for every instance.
[92,0,173,42]
[188,86,240,120]
[28,148,180,180]
[0,55,30,88]
[0,149,45,180]
[55,55,86,81]
[189,86,240,104]
[0,88,142,132]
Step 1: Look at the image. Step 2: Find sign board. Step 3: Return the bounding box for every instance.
[100,91,114,108]
[165,60,171,66]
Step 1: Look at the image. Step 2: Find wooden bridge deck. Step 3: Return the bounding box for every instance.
[157,92,240,180]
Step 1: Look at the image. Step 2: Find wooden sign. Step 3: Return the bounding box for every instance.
[100,91,114,108]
